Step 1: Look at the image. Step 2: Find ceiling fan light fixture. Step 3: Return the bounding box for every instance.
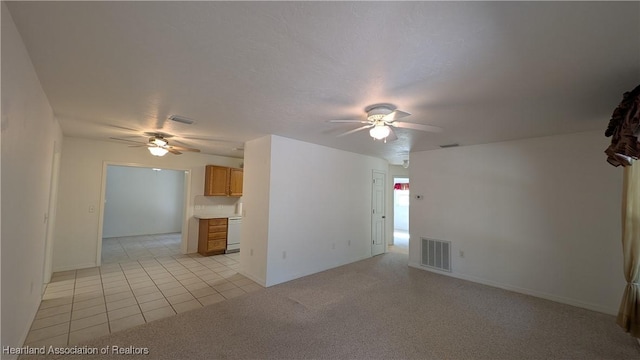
[148,146,168,156]
[369,125,391,140]
[151,137,168,147]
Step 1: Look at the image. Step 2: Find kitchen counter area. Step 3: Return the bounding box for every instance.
[195,214,242,255]
[193,213,242,220]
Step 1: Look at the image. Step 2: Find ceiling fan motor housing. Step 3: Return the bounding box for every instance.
[366,104,395,121]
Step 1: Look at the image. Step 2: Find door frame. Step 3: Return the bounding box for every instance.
[96,161,191,266]
[42,143,61,290]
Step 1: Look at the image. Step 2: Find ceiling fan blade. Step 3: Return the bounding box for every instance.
[328,120,371,124]
[382,110,411,121]
[391,121,443,133]
[337,124,373,137]
[110,137,148,145]
[169,145,200,153]
[167,148,182,155]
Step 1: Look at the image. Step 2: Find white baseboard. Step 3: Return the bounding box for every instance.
[408,262,617,316]
[265,254,373,287]
[52,262,97,273]
[239,270,266,287]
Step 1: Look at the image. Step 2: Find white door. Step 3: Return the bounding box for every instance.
[372,170,386,256]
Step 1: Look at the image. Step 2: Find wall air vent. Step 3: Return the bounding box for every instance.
[168,115,195,125]
[421,238,452,272]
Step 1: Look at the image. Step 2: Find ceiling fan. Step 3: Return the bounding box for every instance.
[110,132,201,156]
[329,104,442,142]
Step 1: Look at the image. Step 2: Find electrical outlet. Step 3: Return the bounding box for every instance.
[459,250,465,258]
[89,205,95,213]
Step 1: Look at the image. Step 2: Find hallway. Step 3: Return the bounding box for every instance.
[388,231,409,254]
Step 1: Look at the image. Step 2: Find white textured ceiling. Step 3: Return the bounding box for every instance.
[6,1,640,164]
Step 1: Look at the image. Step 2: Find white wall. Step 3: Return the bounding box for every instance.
[54,137,243,271]
[239,136,272,286]
[103,166,185,238]
[1,3,64,351]
[193,195,240,217]
[409,131,625,314]
[243,135,388,287]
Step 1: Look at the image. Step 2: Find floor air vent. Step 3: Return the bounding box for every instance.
[421,238,452,272]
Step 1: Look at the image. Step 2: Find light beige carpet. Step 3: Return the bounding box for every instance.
[22,252,640,359]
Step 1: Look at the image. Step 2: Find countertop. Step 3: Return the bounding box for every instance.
[193,213,242,220]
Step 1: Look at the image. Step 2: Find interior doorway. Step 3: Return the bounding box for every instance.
[389,177,409,254]
[98,164,189,264]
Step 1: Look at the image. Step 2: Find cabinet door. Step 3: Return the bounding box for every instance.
[207,239,227,251]
[229,168,243,196]
[205,165,229,196]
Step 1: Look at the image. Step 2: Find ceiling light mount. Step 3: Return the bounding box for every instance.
[365,103,396,121]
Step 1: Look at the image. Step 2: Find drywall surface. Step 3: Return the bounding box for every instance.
[409,130,625,314]
[265,135,388,286]
[1,3,63,352]
[54,137,242,271]
[103,166,185,238]
[239,135,272,286]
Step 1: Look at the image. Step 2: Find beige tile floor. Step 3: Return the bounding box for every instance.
[24,234,262,347]
[101,233,183,263]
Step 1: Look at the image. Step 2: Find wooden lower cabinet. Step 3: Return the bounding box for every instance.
[198,218,227,256]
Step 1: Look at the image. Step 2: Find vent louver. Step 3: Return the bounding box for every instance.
[168,115,195,125]
[421,238,452,272]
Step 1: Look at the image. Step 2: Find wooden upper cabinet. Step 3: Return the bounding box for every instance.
[204,165,243,196]
[205,165,230,196]
[229,168,243,196]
